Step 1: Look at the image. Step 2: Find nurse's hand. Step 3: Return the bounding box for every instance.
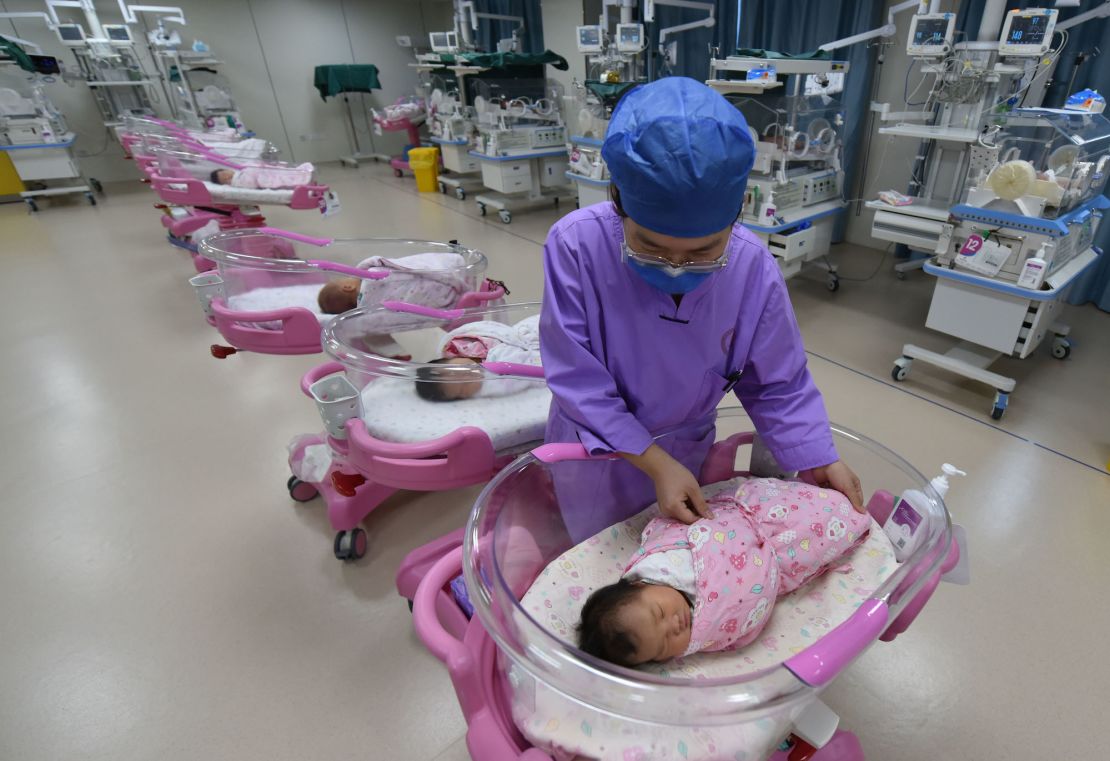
[621,444,713,524]
[799,460,866,512]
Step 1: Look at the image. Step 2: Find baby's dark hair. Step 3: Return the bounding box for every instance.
[414,357,471,402]
[576,578,644,667]
[210,168,222,184]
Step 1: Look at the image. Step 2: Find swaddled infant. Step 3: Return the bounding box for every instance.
[210,162,314,189]
[415,314,541,402]
[577,478,870,666]
[317,252,472,316]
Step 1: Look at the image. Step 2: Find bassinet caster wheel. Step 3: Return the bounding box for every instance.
[455,187,466,200]
[1051,336,1071,360]
[210,344,238,359]
[437,180,446,194]
[90,178,104,195]
[85,192,97,206]
[990,390,1009,421]
[826,274,840,292]
[498,209,512,224]
[891,357,911,382]
[333,528,368,562]
[25,198,38,213]
[393,168,403,178]
[477,201,487,216]
[286,476,318,503]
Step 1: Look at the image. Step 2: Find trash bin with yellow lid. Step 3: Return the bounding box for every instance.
[408,147,440,193]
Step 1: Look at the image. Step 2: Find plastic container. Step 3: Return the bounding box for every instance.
[309,373,362,439]
[409,146,441,192]
[189,271,225,318]
[453,409,956,760]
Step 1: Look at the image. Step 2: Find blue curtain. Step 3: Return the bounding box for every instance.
[475,0,544,54]
[956,2,1110,311]
[737,0,886,241]
[643,0,741,81]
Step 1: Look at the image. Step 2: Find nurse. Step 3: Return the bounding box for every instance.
[540,77,862,542]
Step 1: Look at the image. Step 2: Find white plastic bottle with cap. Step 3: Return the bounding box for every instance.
[883,464,966,562]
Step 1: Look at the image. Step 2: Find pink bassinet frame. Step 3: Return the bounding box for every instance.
[400,430,960,760]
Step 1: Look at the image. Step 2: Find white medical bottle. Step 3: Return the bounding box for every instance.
[883,464,966,562]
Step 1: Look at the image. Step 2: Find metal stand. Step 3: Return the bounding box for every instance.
[340,93,389,168]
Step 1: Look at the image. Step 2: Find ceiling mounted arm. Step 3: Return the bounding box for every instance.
[649,0,716,62]
[118,1,186,26]
[818,0,924,52]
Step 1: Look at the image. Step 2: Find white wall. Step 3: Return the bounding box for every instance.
[1,0,451,182]
[843,0,960,248]
[540,0,587,93]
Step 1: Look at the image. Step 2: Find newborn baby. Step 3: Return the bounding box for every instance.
[317,277,361,315]
[209,162,314,189]
[577,478,871,667]
[415,314,541,402]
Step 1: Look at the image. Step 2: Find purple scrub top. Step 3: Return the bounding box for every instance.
[540,203,837,541]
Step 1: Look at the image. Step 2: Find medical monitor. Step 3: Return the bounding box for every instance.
[998,8,1058,56]
[576,25,603,54]
[615,23,644,52]
[28,55,61,75]
[429,31,456,53]
[56,23,87,46]
[906,13,955,57]
[102,25,134,46]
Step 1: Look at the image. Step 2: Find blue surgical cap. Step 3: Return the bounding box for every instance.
[602,77,755,238]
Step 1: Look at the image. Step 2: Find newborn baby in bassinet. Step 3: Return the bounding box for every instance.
[415,315,541,402]
[577,478,871,667]
[210,162,315,189]
[316,251,474,316]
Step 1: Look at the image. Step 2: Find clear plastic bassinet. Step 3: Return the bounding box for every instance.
[321,300,545,405]
[193,230,497,356]
[458,409,955,760]
[288,302,547,561]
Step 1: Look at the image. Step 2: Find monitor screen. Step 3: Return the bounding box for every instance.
[29,55,61,75]
[579,27,601,47]
[430,32,449,49]
[619,26,640,45]
[912,18,950,47]
[58,24,85,41]
[106,26,131,42]
[1006,14,1049,46]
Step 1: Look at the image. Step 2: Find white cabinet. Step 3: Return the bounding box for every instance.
[481,159,532,193]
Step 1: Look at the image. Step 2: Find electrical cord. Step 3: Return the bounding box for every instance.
[74,124,115,158]
[828,243,893,283]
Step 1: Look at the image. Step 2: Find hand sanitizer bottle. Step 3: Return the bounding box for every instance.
[883,464,966,562]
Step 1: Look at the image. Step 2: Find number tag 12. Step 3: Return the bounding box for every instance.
[960,234,984,255]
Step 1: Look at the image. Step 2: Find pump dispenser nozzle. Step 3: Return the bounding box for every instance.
[929,464,966,500]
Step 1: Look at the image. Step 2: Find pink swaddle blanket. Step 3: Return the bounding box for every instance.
[230,162,315,189]
[625,478,871,654]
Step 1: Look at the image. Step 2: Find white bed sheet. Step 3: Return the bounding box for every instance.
[203,181,295,205]
[359,376,550,452]
[226,284,335,325]
[516,477,898,760]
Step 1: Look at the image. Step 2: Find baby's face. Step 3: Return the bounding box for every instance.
[433,357,484,400]
[616,583,693,664]
[214,168,235,184]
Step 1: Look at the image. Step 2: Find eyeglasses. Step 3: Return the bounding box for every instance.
[621,240,730,275]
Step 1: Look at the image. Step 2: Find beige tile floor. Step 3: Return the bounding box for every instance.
[1,162,1107,761]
